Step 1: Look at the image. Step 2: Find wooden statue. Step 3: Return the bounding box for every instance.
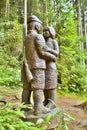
[21,15,59,115]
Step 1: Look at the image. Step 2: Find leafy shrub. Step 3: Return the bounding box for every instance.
[0,20,23,87]
[0,103,73,130]
[0,103,41,130]
[0,21,23,65]
[56,14,87,94]
[0,66,21,87]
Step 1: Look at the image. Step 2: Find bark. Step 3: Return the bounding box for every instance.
[75,0,85,66]
[5,0,10,19]
[39,0,48,26]
[27,0,32,17]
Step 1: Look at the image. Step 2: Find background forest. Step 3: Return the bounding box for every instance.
[0,0,87,94]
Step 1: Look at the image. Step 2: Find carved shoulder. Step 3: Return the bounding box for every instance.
[52,40,59,52]
[36,34,45,43]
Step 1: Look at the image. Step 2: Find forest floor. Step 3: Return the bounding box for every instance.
[57,96,87,130]
[0,87,87,130]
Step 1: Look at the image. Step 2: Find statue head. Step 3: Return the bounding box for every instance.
[43,26,55,39]
[27,15,42,24]
[27,15,42,32]
[47,26,55,39]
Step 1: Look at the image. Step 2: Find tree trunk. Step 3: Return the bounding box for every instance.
[27,0,32,17]
[39,0,48,26]
[5,0,10,20]
[75,0,85,66]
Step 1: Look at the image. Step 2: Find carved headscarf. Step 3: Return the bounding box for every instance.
[47,26,55,39]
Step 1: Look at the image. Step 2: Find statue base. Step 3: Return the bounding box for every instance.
[23,108,63,130]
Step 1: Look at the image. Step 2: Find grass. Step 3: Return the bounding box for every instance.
[0,86,22,94]
[57,89,87,101]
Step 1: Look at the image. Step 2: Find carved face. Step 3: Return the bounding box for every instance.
[43,27,51,39]
[36,22,42,32]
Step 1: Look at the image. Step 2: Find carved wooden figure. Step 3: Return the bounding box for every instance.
[43,26,59,109]
[21,15,58,115]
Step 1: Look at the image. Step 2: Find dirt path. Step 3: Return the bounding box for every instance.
[57,96,87,130]
[0,87,87,130]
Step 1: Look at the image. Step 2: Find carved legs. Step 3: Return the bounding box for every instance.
[22,89,31,104]
[44,89,56,109]
[33,89,50,115]
[43,89,48,106]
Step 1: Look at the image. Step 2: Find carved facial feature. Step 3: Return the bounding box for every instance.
[43,27,51,39]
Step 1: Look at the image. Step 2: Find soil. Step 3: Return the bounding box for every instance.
[57,96,87,130]
[0,87,87,130]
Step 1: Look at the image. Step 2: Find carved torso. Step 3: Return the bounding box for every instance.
[45,38,59,89]
[25,30,46,69]
[46,38,57,70]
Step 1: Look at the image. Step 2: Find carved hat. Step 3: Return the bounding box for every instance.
[27,15,42,24]
[47,26,55,39]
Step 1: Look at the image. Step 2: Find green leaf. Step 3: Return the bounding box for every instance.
[45,114,53,123]
[64,113,75,120]
[0,127,6,130]
[25,122,35,127]
[36,118,44,125]
[64,123,69,130]
[6,124,16,130]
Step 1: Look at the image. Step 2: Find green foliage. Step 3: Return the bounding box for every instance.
[0,48,20,67]
[55,3,87,93]
[35,108,74,130]
[0,20,22,57]
[0,103,41,130]
[57,112,75,130]
[0,66,21,87]
[0,20,23,87]
[0,20,23,68]
[57,58,87,93]
[45,108,62,124]
[0,103,72,130]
